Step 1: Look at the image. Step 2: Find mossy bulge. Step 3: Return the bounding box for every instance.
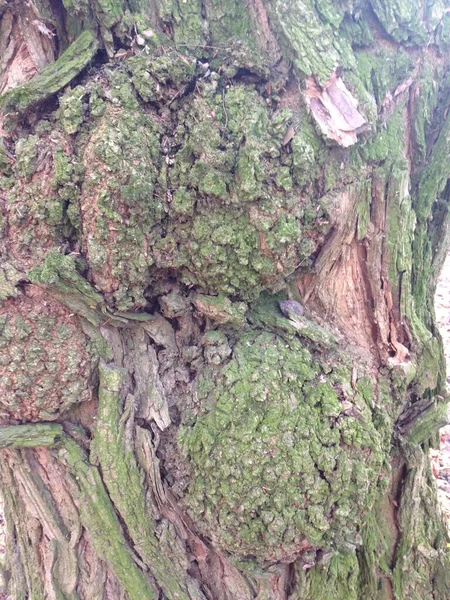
[182,331,390,562]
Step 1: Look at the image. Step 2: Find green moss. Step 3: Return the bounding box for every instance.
[29,249,109,327]
[267,0,355,83]
[358,495,397,600]
[411,61,439,167]
[369,0,427,43]
[234,140,264,201]
[171,187,195,215]
[355,47,414,108]
[361,104,407,164]
[160,207,294,298]
[315,0,345,27]
[191,164,229,198]
[156,0,203,45]
[127,53,195,103]
[0,423,63,448]
[90,362,190,599]
[291,119,323,187]
[276,166,293,192]
[88,83,107,117]
[296,551,360,600]
[58,436,156,600]
[339,11,374,47]
[151,81,325,298]
[415,103,450,223]
[356,180,371,240]
[94,0,125,28]
[206,0,255,47]
[181,331,389,562]
[402,398,448,444]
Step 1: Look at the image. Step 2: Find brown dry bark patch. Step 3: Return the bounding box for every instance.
[0,4,55,96]
[277,75,302,113]
[297,185,378,357]
[305,73,368,148]
[0,447,127,600]
[296,170,411,367]
[247,0,282,68]
[0,286,96,422]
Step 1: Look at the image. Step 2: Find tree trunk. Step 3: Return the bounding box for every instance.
[1,1,450,598]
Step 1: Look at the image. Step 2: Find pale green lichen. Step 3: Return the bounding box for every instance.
[57,85,86,135]
[150,81,327,298]
[0,263,22,301]
[5,55,332,307]
[193,293,247,326]
[78,71,162,310]
[391,443,450,598]
[182,330,389,562]
[0,291,98,421]
[294,551,360,600]
[14,135,39,179]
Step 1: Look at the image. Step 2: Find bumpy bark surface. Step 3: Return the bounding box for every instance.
[1,1,450,598]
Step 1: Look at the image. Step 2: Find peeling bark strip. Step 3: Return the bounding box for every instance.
[58,436,158,600]
[305,73,368,147]
[90,361,192,598]
[1,0,450,599]
[0,423,62,448]
[0,30,99,126]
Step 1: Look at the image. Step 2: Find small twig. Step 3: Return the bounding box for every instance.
[174,43,232,51]
[167,85,187,106]
[222,89,228,127]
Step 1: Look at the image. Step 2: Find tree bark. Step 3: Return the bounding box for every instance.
[1,0,450,598]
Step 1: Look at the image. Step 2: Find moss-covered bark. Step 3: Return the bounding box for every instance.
[1,0,450,598]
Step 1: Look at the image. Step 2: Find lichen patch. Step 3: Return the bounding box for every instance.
[0,286,98,422]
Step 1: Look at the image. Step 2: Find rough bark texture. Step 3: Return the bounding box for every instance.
[1,0,450,598]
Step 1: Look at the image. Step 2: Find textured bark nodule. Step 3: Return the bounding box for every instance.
[1,0,450,598]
